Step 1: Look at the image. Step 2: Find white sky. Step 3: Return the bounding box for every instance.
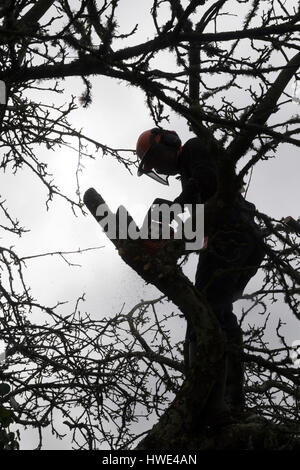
[1,0,300,449]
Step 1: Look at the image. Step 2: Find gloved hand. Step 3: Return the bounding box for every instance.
[202,235,208,250]
[141,224,175,255]
[141,239,167,255]
[283,216,300,234]
[140,199,176,255]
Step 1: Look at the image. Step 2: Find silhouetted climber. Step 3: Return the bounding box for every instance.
[136,128,265,426]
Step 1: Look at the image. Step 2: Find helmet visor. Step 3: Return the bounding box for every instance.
[137,144,170,185]
[137,155,169,185]
[142,169,169,185]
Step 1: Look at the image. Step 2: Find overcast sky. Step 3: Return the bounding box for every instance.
[1,0,300,449]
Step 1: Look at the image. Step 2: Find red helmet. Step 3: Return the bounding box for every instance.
[136,128,181,185]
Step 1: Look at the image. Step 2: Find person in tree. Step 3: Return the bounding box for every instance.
[136,127,265,425]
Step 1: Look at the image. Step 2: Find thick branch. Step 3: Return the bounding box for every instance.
[18,0,55,26]
[83,187,226,449]
[113,22,300,62]
[228,51,300,161]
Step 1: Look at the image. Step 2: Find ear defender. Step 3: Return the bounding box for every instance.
[151,128,181,149]
[137,128,181,185]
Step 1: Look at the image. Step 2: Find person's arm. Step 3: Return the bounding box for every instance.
[173,144,217,246]
[173,165,217,205]
[173,141,217,205]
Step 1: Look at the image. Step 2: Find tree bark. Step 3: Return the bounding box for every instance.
[83,187,226,450]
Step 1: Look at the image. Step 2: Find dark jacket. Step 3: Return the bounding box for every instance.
[175,138,217,205]
[174,137,260,232]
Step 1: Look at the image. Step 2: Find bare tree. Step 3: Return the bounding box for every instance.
[0,0,300,450]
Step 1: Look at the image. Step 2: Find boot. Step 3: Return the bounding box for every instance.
[184,323,197,370]
[225,327,245,416]
[201,354,233,428]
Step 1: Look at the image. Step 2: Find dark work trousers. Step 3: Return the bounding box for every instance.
[184,229,265,367]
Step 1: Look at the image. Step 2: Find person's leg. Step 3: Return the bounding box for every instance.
[184,319,231,427]
[233,240,266,301]
[184,322,197,370]
[201,350,231,427]
[195,230,253,301]
[193,231,250,424]
[224,239,265,412]
[197,230,265,306]
[225,326,245,415]
[195,237,241,330]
